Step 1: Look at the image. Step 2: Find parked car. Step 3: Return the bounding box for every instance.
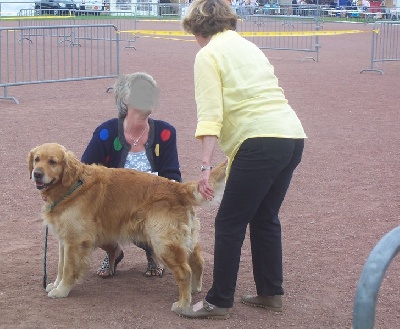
[75,0,108,15]
[35,0,79,15]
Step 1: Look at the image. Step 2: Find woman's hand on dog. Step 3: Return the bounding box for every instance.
[199,171,214,201]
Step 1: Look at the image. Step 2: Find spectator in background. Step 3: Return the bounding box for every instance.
[231,0,238,13]
[272,1,279,14]
[264,1,271,14]
[292,0,298,15]
[249,0,257,14]
[362,0,370,11]
[242,0,250,15]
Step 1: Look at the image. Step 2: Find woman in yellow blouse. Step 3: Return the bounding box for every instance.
[175,0,307,319]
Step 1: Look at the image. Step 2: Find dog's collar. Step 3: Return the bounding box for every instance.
[45,179,84,212]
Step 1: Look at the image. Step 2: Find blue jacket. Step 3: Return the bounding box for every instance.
[81,118,182,182]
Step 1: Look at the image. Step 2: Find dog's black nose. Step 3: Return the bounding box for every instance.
[34,170,43,179]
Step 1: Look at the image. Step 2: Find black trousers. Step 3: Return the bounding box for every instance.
[206,137,304,308]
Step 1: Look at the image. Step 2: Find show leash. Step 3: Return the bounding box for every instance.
[43,225,48,289]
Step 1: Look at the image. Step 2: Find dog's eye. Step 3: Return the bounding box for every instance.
[49,159,57,165]
[34,156,40,162]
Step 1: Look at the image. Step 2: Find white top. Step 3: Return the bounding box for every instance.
[124,151,152,172]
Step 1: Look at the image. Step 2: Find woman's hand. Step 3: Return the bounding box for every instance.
[198,135,218,200]
[198,169,214,201]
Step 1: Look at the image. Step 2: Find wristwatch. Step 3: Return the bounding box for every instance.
[200,165,214,171]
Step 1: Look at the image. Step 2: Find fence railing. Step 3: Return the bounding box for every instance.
[1,2,399,22]
[360,21,400,74]
[16,4,182,19]
[1,10,138,49]
[353,226,400,329]
[236,15,321,61]
[234,4,400,22]
[0,24,120,104]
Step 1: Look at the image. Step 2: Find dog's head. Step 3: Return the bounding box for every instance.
[28,143,83,190]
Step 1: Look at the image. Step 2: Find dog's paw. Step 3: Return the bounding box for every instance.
[171,300,190,311]
[47,287,70,298]
[171,301,180,312]
[45,282,56,292]
[191,287,202,294]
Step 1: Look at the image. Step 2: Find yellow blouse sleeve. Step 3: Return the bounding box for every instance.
[194,51,223,139]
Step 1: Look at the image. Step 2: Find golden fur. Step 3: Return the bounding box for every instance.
[28,143,226,310]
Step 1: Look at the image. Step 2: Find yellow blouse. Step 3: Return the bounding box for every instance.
[194,30,307,163]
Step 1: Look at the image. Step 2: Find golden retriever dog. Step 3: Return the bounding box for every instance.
[28,143,226,310]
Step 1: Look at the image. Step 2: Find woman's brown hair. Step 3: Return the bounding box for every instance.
[182,0,238,38]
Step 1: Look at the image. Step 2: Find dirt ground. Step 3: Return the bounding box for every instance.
[1,21,399,328]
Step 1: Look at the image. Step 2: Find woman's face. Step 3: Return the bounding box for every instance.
[127,79,158,111]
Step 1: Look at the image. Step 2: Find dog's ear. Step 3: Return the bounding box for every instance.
[62,150,83,187]
[27,147,37,179]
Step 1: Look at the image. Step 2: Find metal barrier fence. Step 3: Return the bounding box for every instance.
[361,21,400,74]
[353,226,400,329]
[4,10,138,49]
[234,4,400,23]
[3,4,184,50]
[1,2,399,22]
[0,2,183,18]
[0,24,120,104]
[17,4,181,19]
[235,4,322,17]
[237,15,321,61]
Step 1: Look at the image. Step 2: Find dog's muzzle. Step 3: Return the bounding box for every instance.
[33,169,54,190]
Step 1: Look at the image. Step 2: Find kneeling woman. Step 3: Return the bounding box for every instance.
[81,72,182,278]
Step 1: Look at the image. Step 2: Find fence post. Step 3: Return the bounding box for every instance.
[360,22,383,74]
[360,21,400,74]
[353,226,400,329]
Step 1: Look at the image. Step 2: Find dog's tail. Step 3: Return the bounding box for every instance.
[189,160,227,207]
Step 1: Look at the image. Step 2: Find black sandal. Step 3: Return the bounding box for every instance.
[144,259,164,277]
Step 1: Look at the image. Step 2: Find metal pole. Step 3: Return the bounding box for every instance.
[353,226,400,329]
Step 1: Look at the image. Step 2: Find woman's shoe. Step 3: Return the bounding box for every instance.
[96,254,110,276]
[173,299,230,320]
[96,250,124,278]
[241,295,282,312]
[144,259,164,277]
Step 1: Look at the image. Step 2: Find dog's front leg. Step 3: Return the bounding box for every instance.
[46,242,64,293]
[47,243,75,298]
